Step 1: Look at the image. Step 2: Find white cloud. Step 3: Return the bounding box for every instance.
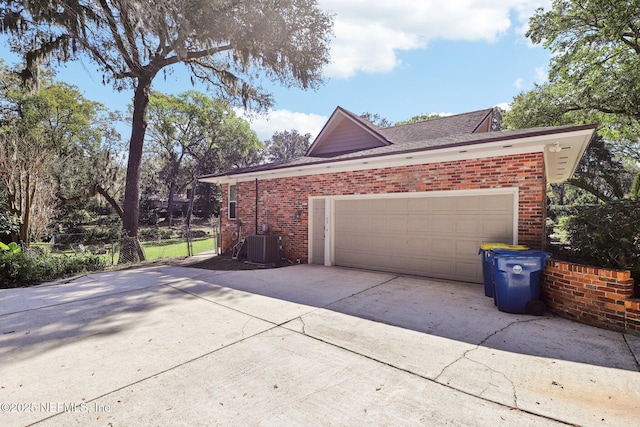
[236,109,328,141]
[495,102,512,112]
[513,77,524,89]
[534,66,547,83]
[319,0,551,78]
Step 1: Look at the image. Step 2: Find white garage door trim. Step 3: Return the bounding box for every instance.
[309,188,519,277]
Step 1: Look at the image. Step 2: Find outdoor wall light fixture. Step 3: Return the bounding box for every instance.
[548,142,562,153]
[294,210,302,220]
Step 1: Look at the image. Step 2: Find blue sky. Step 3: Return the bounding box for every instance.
[1,0,552,141]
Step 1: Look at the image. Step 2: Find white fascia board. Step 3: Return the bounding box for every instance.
[200,128,594,185]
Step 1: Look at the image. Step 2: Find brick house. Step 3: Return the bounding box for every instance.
[200,107,595,283]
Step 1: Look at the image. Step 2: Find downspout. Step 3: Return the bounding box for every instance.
[255,178,258,235]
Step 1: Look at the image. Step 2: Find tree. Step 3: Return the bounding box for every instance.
[145,90,262,224]
[528,1,640,125]
[503,84,636,204]
[360,112,393,128]
[502,83,587,130]
[181,96,262,235]
[265,130,311,162]
[1,0,333,262]
[0,128,56,242]
[0,64,122,242]
[394,113,441,126]
[146,91,203,227]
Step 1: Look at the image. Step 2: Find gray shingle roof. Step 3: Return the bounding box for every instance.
[378,109,493,143]
[199,122,596,179]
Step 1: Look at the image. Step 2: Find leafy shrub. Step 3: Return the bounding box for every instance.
[0,212,20,238]
[138,227,173,242]
[564,200,640,271]
[0,251,106,288]
[138,227,160,241]
[190,230,208,239]
[0,241,21,254]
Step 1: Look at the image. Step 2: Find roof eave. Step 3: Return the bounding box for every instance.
[199,125,597,185]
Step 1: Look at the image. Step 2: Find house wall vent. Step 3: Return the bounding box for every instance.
[247,235,281,263]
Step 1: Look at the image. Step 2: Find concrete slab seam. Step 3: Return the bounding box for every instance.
[320,275,402,310]
[25,323,285,427]
[283,315,574,427]
[622,334,640,371]
[164,282,295,328]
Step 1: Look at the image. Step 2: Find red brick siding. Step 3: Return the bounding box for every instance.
[220,152,546,261]
[542,259,638,332]
[625,300,640,333]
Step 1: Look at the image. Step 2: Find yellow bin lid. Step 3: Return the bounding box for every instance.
[480,243,529,250]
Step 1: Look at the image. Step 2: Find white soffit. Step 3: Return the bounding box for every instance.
[202,128,595,185]
[543,130,594,184]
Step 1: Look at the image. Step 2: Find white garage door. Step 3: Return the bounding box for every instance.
[334,193,515,283]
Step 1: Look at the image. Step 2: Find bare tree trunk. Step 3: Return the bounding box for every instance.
[167,181,175,227]
[60,184,124,220]
[119,75,152,263]
[95,185,124,220]
[21,175,31,243]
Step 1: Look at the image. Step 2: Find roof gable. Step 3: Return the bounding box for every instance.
[306,107,391,157]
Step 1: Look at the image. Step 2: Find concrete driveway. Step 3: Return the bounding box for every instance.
[1,263,639,426]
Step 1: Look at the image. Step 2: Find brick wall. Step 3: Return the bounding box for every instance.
[219,152,546,262]
[542,259,640,333]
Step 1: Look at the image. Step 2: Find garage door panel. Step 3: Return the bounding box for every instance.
[407,236,431,253]
[340,215,370,233]
[362,199,385,212]
[431,259,454,277]
[386,217,408,233]
[382,235,407,253]
[456,196,481,211]
[431,238,455,256]
[336,200,370,214]
[482,194,513,212]
[407,216,431,233]
[455,261,481,282]
[455,239,480,255]
[408,197,430,212]
[483,217,512,236]
[368,215,388,230]
[430,197,455,211]
[387,198,409,213]
[334,193,514,283]
[456,218,483,234]
[430,216,455,234]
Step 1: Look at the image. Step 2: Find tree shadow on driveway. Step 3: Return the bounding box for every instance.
[180,264,640,373]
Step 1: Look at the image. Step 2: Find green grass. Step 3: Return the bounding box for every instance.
[141,237,215,260]
[35,237,216,265]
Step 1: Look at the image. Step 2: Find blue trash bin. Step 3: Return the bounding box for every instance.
[491,249,550,314]
[478,243,528,297]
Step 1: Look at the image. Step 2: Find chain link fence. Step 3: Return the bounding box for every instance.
[45,222,220,266]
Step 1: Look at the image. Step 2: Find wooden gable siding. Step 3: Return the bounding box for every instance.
[312,118,386,156]
[474,114,492,133]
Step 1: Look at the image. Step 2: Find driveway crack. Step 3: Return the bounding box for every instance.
[298,316,306,335]
[433,317,541,408]
[622,333,640,372]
